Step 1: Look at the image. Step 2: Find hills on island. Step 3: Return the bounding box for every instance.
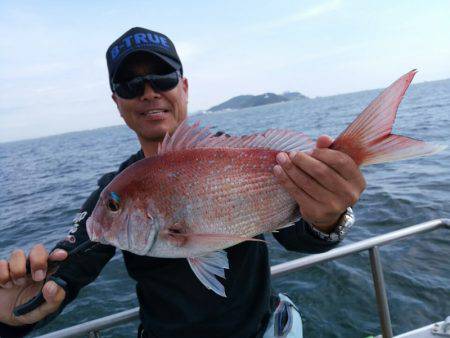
[208,91,308,112]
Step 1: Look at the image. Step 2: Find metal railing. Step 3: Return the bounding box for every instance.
[36,218,450,338]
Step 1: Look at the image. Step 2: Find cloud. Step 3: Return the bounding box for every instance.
[0,62,72,80]
[294,0,342,20]
[177,41,202,63]
[251,0,342,31]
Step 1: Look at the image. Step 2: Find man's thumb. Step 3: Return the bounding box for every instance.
[316,135,333,149]
[42,281,65,306]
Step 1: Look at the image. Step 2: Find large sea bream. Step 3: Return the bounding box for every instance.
[86,70,445,297]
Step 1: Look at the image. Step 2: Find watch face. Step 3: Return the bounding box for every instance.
[337,208,355,237]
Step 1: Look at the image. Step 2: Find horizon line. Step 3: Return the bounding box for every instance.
[1,75,449,145]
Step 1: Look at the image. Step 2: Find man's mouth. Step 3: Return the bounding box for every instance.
[140,109,170,120]
[141,109,169,115]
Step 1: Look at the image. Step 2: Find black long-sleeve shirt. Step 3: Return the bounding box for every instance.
[1,149,342,338]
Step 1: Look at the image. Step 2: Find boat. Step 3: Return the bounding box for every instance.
[35,218,450,338]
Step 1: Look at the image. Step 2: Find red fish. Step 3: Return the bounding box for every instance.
[86,70,445,297]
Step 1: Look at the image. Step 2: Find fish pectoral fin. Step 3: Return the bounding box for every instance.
[187,250,229,297]
[272,215,302,232]
[273,222,296,231]
[164,222,266,246]
[170,231,267,243]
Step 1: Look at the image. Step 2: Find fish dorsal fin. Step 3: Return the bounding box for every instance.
[158,120,314,155]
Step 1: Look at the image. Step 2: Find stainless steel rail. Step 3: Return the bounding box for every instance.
[36,218,450,338]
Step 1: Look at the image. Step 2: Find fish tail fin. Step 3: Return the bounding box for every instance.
[330,70,446,166]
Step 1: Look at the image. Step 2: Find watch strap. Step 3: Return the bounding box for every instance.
[305,207,355,242]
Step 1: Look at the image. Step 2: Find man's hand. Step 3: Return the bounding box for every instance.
[274,135,366,233]
[0,245,68,326]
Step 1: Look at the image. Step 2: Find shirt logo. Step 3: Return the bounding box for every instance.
[73,211,87,224]
[69,211,87,235]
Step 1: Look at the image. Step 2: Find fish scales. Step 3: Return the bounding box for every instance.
[147,148,298,256]
[185,171,288,223]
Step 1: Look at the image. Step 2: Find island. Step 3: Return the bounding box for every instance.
[208,91,308,112]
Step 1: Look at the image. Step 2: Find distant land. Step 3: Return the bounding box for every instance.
[208,91,308,112]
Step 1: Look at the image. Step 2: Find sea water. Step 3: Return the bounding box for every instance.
[1,78,449,338]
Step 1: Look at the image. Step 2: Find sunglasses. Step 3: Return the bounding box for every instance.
[112,70,180,99]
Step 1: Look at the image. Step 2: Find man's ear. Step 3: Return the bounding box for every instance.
[181,77,189,102]
[111,93,124,117]
[112,93,118,105]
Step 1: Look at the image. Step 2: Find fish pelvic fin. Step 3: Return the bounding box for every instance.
[330,70,446,166]
[158,121,315,155]
[187,250,229,297]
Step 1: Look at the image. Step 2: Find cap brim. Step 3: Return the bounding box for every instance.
[111,48,181,83]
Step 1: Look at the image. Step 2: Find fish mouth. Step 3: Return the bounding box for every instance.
[86,217,97,241]
[86,217,121,249]
[86,217,110,246]
[86,216,131,251]
[86,214,160,256]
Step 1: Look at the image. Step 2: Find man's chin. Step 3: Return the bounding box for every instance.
[141,125,174,142]
[141,132,166,143]
[135,120,180,143]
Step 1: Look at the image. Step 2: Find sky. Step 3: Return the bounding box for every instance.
[1,0,449,143]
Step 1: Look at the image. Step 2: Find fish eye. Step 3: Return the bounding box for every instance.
[107,199,120,212]
[107,192,121,212]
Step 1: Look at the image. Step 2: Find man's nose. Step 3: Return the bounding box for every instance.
[140,82,161,100]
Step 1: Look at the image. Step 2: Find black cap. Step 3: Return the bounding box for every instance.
[106,27,183,89]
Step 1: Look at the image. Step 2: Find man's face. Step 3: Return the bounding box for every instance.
[112,53,188,144]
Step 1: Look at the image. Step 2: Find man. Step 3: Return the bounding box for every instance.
[0,27,366,337]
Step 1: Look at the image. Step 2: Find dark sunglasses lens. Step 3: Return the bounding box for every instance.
[149,73,179,91]
[114,72,179,98]
[115,79,145,99]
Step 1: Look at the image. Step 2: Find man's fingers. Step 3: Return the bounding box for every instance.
[14,281,66,325]
[9,250,27,285]
[0,259,12,288]
[273,165,324,222]
[288,151,350,196]
[273,164,313,203]
[280,154,336,204]
[48,249,68,262]
[311,148,366,190]
[29,244,48,282]
[274,153,309,199]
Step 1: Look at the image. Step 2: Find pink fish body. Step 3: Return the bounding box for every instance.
[86,70,445,297]
[88,145,307,257]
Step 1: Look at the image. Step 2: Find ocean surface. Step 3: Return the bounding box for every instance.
[1,78,449,338]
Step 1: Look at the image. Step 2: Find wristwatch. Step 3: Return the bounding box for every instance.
[306,207,355,242]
